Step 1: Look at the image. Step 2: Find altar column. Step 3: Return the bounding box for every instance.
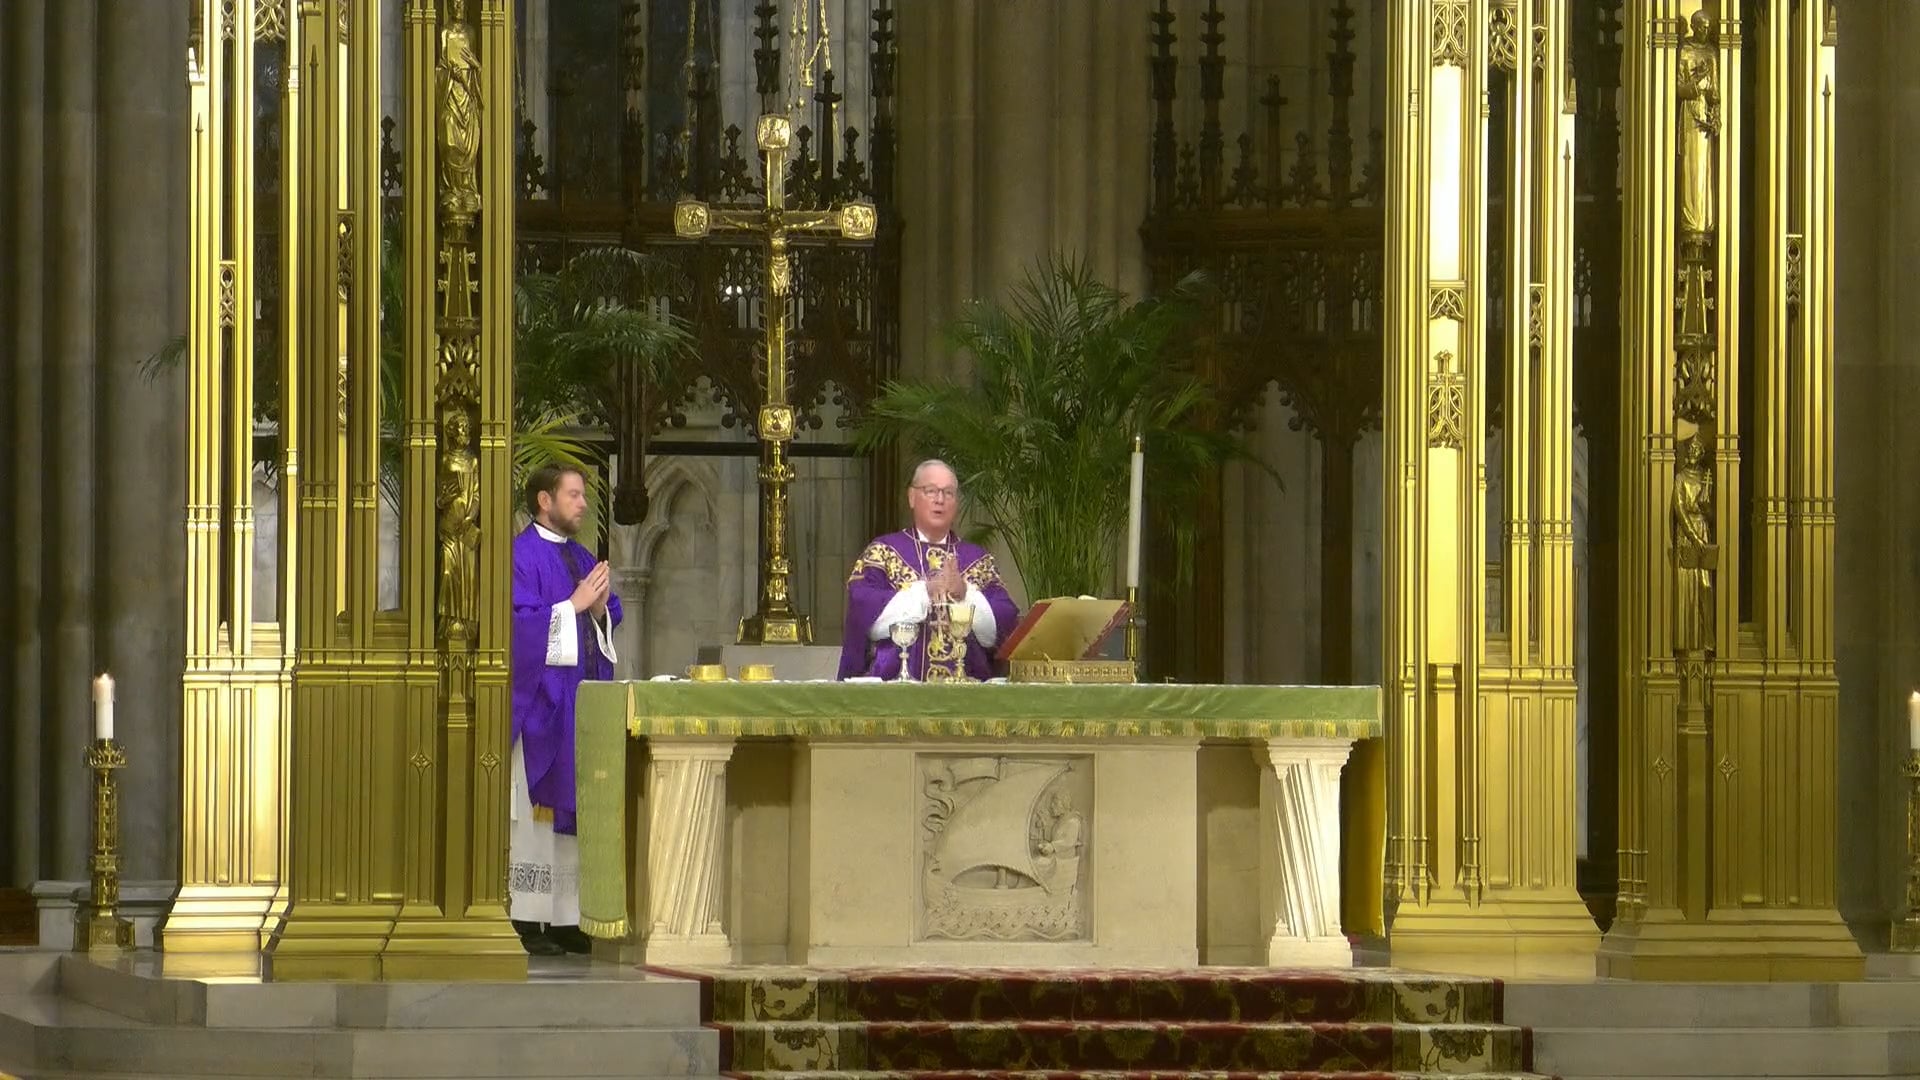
[1599,1,1860,981]
[1255,739,1355,966]
[640,741,737,964]
[1381,0,1598,975]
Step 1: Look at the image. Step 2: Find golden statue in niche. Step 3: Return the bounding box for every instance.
[437,408,481,639]
[438,13,482,218]
[1676,11,1719,239]
[1671,433,1716,653]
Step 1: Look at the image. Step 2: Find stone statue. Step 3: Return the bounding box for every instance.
[1671,434,1715,653]
[437,17,482,218]
[1032,791,1084,896]
[1677,11,1719,238]
[437,409,481,639]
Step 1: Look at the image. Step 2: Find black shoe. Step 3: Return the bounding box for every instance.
[547,925,594,955]
[519,932,566,957]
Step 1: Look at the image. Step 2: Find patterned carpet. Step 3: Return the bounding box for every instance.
[649,966,1551,1079]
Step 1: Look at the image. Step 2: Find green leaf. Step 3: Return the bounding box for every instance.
[855,253,1275,602]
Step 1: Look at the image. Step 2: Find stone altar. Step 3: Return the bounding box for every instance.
[572,681,1380,969]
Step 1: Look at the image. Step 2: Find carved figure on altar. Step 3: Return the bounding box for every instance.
[838,460,1021,682]
[920,757,1089,942]
[1671,433,1716,653]
[1032,790,1084,895]
[1676,10,1719,239]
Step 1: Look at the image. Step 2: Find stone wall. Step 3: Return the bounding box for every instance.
[0,0,190,887]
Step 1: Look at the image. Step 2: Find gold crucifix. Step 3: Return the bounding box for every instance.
[674,113,876,645]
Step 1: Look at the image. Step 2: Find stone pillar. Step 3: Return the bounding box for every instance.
[1,0,189,892]
[896,0,1150,383]
[1834,0,1920,947]
[639,740,736,965]
[1253,738,1356,966]
[1381,1,1597,976]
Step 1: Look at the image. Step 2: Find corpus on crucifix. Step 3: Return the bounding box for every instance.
[673,112,877,646]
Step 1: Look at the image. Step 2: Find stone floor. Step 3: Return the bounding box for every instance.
[1509,961,1920,1079]
[8,948,1920,1079]
[0,948,720,1078]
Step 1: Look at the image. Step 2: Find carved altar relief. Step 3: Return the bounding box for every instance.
[917,754,1092,943]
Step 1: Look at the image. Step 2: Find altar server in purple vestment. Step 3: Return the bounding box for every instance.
[839,460,1021,682]
[509,464,622,956]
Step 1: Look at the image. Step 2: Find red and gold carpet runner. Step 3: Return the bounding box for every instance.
[651,967,1551,1079]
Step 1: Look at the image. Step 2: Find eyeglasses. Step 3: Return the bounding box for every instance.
[913,484,959,501]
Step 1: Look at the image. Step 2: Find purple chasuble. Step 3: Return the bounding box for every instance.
[837,530,1021,682]
[510,523,623,835]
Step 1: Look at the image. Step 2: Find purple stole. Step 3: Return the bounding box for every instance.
[837,530,1022,682]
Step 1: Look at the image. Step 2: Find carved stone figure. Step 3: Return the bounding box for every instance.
[437,409,481,639]
[1676,11,1719,238]
[1671,434,1715,653]
[438,17,482,218]
[1031,791,1084,895]
[919,756,1090,942]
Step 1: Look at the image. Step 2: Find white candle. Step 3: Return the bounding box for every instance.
[92,674,115,742]
[1125,434,1145,590]
[1908,691,1920,752]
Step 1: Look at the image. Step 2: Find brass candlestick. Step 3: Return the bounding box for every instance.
[1893,752,1920,952]
[79,739,135,951]
[1125,585,1141,676]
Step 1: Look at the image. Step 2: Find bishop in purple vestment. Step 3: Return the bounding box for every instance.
[839,460,1021,682]
[508,464,622,956]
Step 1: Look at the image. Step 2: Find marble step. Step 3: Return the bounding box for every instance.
[1506,980,1920,1030]
[50,953,703,1030]
[1530,1026,1920,1078]
[0,991,721,1078]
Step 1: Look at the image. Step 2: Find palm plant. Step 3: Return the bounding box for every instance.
[855,255,1270,601]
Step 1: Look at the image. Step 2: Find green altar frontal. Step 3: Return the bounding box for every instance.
[571,680,1385,964]
[576,680,1381,740]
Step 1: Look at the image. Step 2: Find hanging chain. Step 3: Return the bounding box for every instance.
[677,0,699,180]
[787,0,832,111]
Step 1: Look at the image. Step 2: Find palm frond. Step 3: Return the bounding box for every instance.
[141,334,188,382]
[858,254,1274,601]
[512,410,610,538]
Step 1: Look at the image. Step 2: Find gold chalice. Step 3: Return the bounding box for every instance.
[948,599,975,637]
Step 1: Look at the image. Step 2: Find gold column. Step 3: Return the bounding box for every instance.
[265,0,521,981]
[1383,0,1598,976]
[1600,1,1858,981]
[162,0,294,956]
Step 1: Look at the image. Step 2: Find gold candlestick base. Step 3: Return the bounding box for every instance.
[77,738,135,953]
[1893,752,1920,953]
[1125,586,1141,675]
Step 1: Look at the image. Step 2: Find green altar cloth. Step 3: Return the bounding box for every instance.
[571,681,1385,942]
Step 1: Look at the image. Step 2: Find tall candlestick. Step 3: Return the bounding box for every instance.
[92,674,114,742]
[1893,751,1920,953]
[1908,692,1919,752]
[80,738,134,951]
[1126,434,1144,590]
